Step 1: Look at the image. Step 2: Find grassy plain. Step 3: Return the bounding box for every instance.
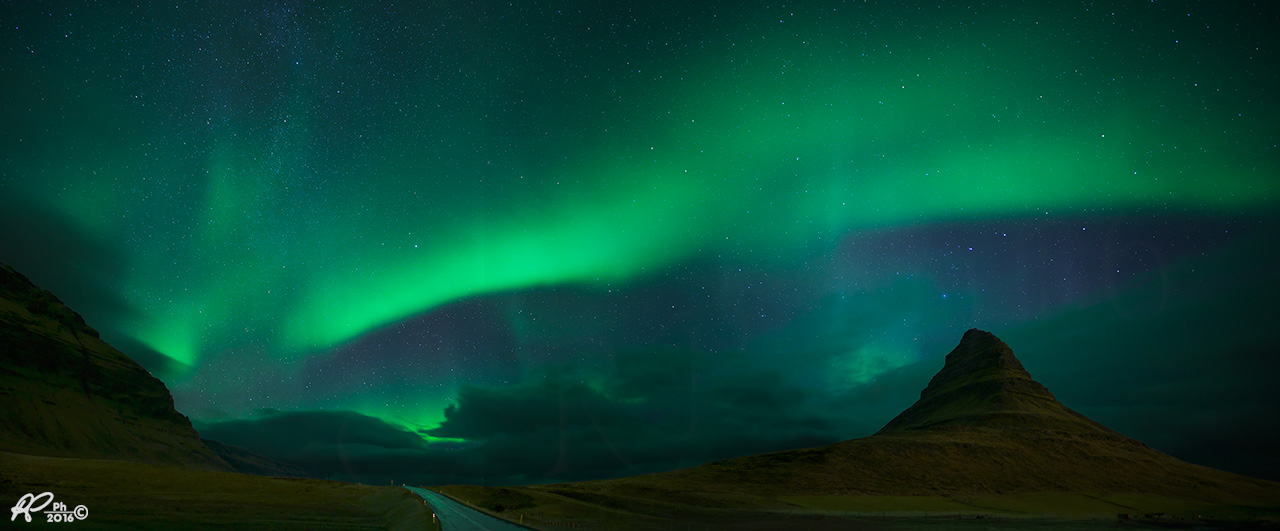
[421,427,1280,530]
[430,483,1280,531]
[0,451,436,530]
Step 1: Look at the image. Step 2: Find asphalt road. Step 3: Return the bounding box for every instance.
[405,486,531,531]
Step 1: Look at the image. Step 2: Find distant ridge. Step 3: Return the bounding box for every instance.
[0,262,229,469]
[201,438,311,478]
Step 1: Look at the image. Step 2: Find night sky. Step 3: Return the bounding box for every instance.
[2,1,1278,485]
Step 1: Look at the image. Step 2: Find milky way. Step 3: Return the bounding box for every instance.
[2,1,1277,484]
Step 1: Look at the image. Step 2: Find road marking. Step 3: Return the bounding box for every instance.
[409,487,510,531]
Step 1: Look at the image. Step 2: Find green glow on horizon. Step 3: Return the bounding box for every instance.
[835,343,914,388]
[344,393,459,442]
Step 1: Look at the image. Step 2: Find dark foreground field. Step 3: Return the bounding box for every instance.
[429,483,1280,531]
[0,451,435,529]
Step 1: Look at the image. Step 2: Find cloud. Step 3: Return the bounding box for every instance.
[422,349,842,482]
[199,409,427,452]
[196,344,866,485]
[197,409,438,478]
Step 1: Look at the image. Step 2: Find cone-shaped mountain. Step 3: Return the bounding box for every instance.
[562,328,1280,510]
[877,328,1114,435]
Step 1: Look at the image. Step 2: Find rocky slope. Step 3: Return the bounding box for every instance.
[0,262,229,469]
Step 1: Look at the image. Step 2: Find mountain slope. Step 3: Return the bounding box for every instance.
[0,262,229,469]
[453,329,1280,528]
[603,330,1276,500]
[0,262,438,528]
[876,328,1114,435]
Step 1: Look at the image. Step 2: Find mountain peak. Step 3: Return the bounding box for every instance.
[876,329,1113,435]
[916,328,1043,400]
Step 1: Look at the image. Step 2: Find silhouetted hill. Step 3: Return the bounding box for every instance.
[877,328,1116,435]
[0,262,432,528]
[0,262,229,469]
[439,329,1280,528]
[609,330,1277,500]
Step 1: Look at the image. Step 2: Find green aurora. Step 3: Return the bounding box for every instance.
[2,1,1278,484]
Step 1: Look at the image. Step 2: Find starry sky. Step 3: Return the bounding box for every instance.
[2,1,1278,485]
